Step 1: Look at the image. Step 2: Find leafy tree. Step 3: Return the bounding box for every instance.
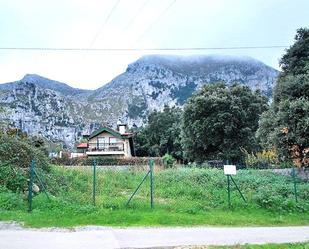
[279,28,309,76]
[134,106,183,160]
[257,28,309,167]
[182,83,268,163]
[133,127,149,157]
[0,133,50,192]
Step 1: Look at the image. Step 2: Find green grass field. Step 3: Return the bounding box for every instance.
[205,242,309,249]
[0,166,308,228]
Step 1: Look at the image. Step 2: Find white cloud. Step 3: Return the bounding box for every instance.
[0,0,308,89]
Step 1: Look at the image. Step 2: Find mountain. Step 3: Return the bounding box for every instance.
[91,55,278,125]
[0,55,279,148]
[0,74,92,97]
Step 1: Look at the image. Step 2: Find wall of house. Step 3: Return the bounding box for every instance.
[124,139,132,158]
[88,131,132,157]
[88,132,122,145]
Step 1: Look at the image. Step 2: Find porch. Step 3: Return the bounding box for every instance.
[86,142,125,156]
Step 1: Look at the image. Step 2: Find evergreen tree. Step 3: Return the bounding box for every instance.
[134,106,183,160]
[182,83,268,163]
[279,28,309,76]
[257,28,309,167]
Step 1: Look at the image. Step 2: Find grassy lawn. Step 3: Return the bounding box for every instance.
[210,242,308,249]
[1,208,309,228]
[0,166,308,228]
[178,242,309,248]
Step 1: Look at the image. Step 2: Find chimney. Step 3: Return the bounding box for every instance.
[117,120,127,134]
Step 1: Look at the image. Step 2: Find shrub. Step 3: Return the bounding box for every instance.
[0,134,50,192]
[0,134,49,170]
[162,153,175,168]
[0,188,25,210]
[185,161,211,168]
[253,188,284,210]
[51,156,164,167]
[0,165,26,192]
[241,148,279,169]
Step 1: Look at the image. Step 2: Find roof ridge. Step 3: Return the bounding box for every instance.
[89,126,122,139]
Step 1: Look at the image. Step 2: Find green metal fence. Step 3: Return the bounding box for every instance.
[25,157,305,212]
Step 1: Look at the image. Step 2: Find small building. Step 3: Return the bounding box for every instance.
[76,143,88,154]
[76,123,134,158]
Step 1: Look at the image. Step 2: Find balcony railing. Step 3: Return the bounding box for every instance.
[88,142,124,152]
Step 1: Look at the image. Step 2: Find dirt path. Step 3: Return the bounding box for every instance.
[1,222,308,249]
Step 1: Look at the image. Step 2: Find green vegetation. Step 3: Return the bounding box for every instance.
[279,27,309,76]
[134,105,183,160]
[257,28,309,168]
[133,28,309,167]
[241,149,281,169]
[207,242,309,249]
[182,83,268,162]
[135,85,269,164]
[0,132,50,192]
[0,166,308,228]
[0,28,308,230]
[51,156,164,166]
[127,96,148,119]
[171,81,198,105]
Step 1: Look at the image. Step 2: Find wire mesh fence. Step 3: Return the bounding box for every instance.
[23,158,309,214]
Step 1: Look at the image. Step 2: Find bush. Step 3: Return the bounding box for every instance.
[1,167,309,214]
[241,148,280,169]
[0,134,50,192]
[0,134,49,170]
[51,156,164,167]
[0,187,25,210]
[185,161,211,168]
[0,165,26,192]
[162,153,175,168]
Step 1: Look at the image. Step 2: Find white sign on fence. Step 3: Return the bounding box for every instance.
[224,165,237,175]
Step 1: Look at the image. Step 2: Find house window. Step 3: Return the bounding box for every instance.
[109,137,117,145]
[97,137,106,150]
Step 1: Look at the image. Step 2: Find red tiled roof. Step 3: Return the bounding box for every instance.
[77,143,88,148]
[122,132,133,136]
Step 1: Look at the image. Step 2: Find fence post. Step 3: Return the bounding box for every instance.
[149,159,154,209]
[28,160,35,212]
[34,170,50,200]
[126,171,150,206]
[93,159,97,206]
[230,175,246,203]
[292,167,298,202]
[225,160,231,209]
[227,175,231,209]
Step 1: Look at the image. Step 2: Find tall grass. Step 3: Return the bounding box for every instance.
[0,166,308,227]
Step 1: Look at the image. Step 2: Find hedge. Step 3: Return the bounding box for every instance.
[50,156,164,167]
[0,134,50,192]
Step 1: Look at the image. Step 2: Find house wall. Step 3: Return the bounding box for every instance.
[88,131,122,144]
[88,131,132,157]
[124,139,132,158]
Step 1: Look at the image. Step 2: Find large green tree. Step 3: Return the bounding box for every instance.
[257,28,309,167]
[134,106,183,160]
[279,27,309,76]
[182,83,268,163]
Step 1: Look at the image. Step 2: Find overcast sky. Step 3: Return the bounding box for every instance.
[0,0,308,89]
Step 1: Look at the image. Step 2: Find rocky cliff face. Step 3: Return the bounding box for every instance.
[92,55,278,126]
[0,55,279,148]
[0,75,100,147]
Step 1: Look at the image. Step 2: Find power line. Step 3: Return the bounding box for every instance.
[0,45,289,51]
[88,0,121,48]
[135,0,177,44]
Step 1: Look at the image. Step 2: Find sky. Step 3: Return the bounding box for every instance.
[0,0,308,89]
